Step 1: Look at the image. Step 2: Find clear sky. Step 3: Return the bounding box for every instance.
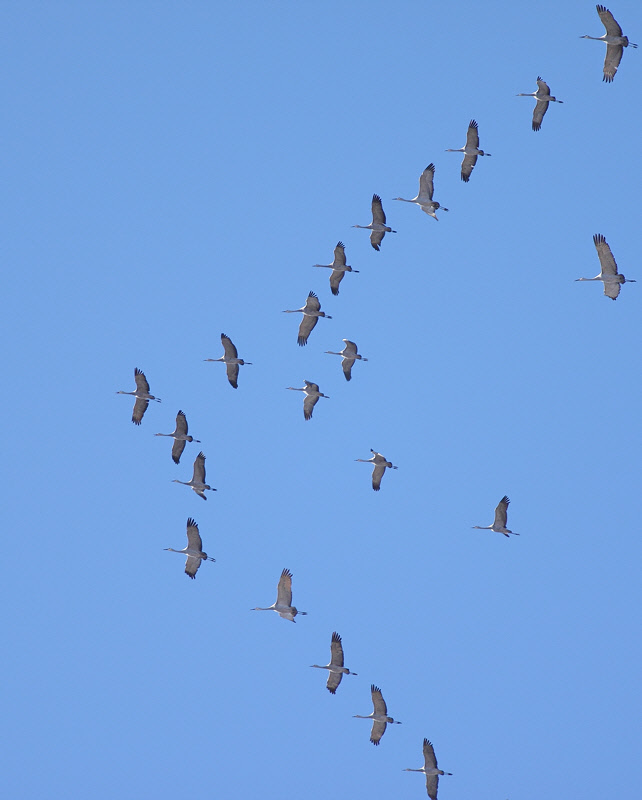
[2,2,641,798]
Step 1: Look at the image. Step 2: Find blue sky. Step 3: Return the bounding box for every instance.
[2,2,641,798]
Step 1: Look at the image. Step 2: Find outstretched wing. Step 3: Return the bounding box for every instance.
[418,164,435,201]
[370,719,387,746]
[461,152,477,182]
[329,269,345,296]
[604,280,621,300]
[465,119,480,150]
[532,99,548,131]
[330,631,345,668]
[175,410,188,436]
[371,685,388,716]
[494,496,510,529]
[603,43,624,82]
[597,4,624,37]
[303,291,321,313]
[185,555,201,579]
[221,333,239,359]
[372,464,386,491]
[185,517,203,552]
[342,357,355,381]
[172,438,186,464]
[303,393,319,420]
[370,229,385,251]
[226,362,240,388]
[371,194,387,225]
[193,452,206,483]
[134,368,151,394]
[593,233,618,276]
[333,241,347,268]
[297,314,318,346]
[277,568,293,606]
[326,671,343,695]
[132,397,149,425]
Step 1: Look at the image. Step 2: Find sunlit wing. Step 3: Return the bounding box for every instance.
[132,397,149,425]
[193,452,206,483]
[134,368,151,394]
[532,99,548,131]
[494,496,509,528]
[175,411,188,436]
[372,464,386,491]
[370,719,387,746]
[185,555,201,579]
[418,164,435,201]
[221,333,239,359]
[333,242,347,267]
[186,518,203,552]
[326,672,343,694]
[277,568,293,606]
[330,632,345,667]
[461,153,477,182]
[303,393,319,420]
[329,269,344,296]
[172,438,186,464]
[371,194,386,224]
[342,357,355,381]
[593,233,618,276]
[370,229,385,251]
[226,362,240,388]
[297,315,318,346]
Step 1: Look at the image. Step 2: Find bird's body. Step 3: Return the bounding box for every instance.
[172,451,215,500]
[164,518,215,579]
[204,333,252,389]
[353,194,396,250]
[394,163,449,220]
[251,568,307,622]
[445,120,491,182]
[155,410,201,464]
[576,233,636,300]
[404,739,452,800]
[353,685,401,745]
[325,339,368,382]
[355,449,397,491]
[286,380,329,420]
[581,5,637,82]
[283,291,332,346]
[516,78,563,131]
[310,631,357,694]
[117,368,161,425]
[313,242,359,296]
[473,495,518,537]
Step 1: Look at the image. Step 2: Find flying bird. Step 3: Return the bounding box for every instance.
[325,339,368,382]
[353,194,397,251]
[355,449,397,491]
[172,451,216,500]
[472,496,518,537]
[286,380,329,420]
[576,233,636,300]
[445,120,491,182]
[116,368,161,425]
[310,632,357,694]
[581,5,637,82]
[516,78,563,131]
[164,518,215,579]
[251,568,307,622]
[204,334,252,388]
[393,163,449,220]
[403,739,453,800]
[283,291,332,346]
[154,410,201,464]
[313,242,359,296]
[353,685,401,745]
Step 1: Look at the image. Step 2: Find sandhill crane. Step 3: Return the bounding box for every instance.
[355,449,397,491]
[172,451,216,500]
[283,291,332,346]
[251,568,307,622]
[353,685,401,745]
[581,5,637,82]
[286,380,329,420]
[473,496,518,537]
[325,339,368,382]
[445,120,491,182]
[310,632,358,694]
[576,233,636,299]
[313,242,359,296]
[154,410,201,464]
[393,163,449,220]
[404,739,452,800]
[164,518,215,579]
[516,78,563,131]
[204,333,252,389]
[116,368,161,425]
[353,194,396,251]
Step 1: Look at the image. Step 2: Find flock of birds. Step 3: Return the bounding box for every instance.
[113,6,635,798]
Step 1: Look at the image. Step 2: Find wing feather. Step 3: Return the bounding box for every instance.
[461,153,477,182]
[342,357,355,381]
[494,496,509,528]
[186,518,204,552]
[371,685,388,716]
[597,5,623,37]
[593,233,618,276]
[333,242,347,267]
[220,333,239,359]
[466,120,480,149]
[185,555,201,579]
[326,672,343,694]
[303,393,319,420]
[370,229,385,251]
[175,410,188,436]
[370,719,387,746]
[134,368,151,394]
[329,269,344,295]
[372,464,386,491]
[418,164,435,201]
[304,291,321,313]
[226,362,240,388]
[330,632,345,667]
[423,739,438,769]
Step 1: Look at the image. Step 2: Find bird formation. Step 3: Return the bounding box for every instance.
[113,6,636,797]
